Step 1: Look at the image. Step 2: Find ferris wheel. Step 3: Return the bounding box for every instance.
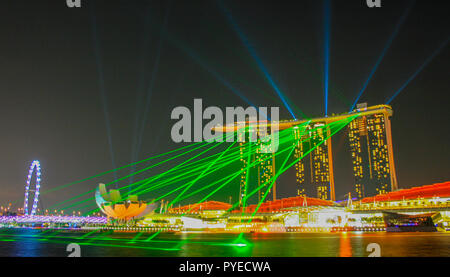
[23,160,41,216]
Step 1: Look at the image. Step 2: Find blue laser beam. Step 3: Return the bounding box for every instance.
[323,0,331,117]
[350,1,414,111]
[161,30,257,109]
[217,0,297,119]
[90,6,118,186]
[386,36,449,104]
[134,37,163,161]
[124,2,261,117]
[129,2,156,186]
[129,3,172,190]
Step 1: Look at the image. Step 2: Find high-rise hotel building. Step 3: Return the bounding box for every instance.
[348,103,398,198]
[231,103,397,205]
[238,126,276,206]
[293,123,335,201]
[255,139,276,203]
[293,125,307,197]
[238,141,248,207]
[292,104,396,201]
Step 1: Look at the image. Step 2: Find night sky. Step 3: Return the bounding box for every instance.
[0,0,448,210]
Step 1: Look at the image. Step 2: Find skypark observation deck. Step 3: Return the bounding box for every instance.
[211,104,393,133]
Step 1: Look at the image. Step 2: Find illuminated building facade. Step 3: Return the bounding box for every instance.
[310,124,335,201]
[238,125,277,206]
[255,138,276,202]
[348,103,398,198]
[144,182,450,233]
[238,136,248,207]
[293,123,335,201]
[293,126,306,197]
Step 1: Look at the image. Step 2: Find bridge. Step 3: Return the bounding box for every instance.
[0,215,106,225]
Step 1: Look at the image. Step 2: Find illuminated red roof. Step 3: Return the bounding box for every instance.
[361,181,450,203]
[169,201,232,213]
[235,196,335,213]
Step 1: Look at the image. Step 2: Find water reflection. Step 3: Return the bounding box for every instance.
[0,230,449,257]
[339,233,352,257]
[10,229,46,257]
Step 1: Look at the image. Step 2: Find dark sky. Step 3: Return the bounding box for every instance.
[0,0,448,211]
